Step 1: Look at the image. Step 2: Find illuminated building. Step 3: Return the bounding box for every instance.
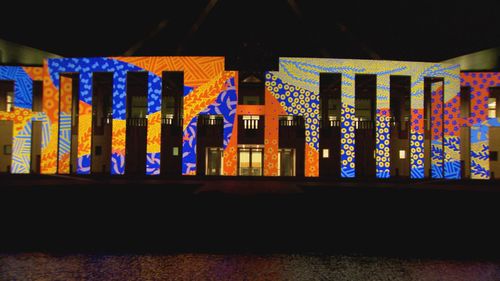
[1,56,499,179]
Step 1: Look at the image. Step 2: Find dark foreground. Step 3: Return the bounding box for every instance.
[1,174,500,260]
[2,253,500,281]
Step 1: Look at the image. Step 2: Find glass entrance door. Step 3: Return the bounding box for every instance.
[206,147,223,175]
[279,148,295,176]
[238,147,263,176]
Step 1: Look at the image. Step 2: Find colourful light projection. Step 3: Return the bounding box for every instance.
[460,72,500,179]
[2,57,499,180]
[42,57,234,175]
[267,58,461,178]
[0,66,44,174]
[430,82,445,178]
[57,75,73,174]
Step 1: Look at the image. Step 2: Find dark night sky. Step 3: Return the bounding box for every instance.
[0,1,499,70]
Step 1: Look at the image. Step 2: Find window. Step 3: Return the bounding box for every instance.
[207,114,223,125]
[238,146,263,176]
[488,97,496,118]
[491,151,498,161]
[0,81,14,112]
[322,149,329,158]
[173,147,179,156]
[206,147,223,176]
[238,72,264,105]
[279,115,294,126]
[242,95,260,105]
[243,115,260,129]
[460,86,471,118]
[130,96,148,118]
[399,150,406,159]
[162,96,175,119]
[32,81,43,112]
[3,144,12,155]
[278,148,295,176]
[95,146,102,156]
[5,93,13,112]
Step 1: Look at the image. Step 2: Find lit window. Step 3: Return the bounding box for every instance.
[488,97,496,118]
[322,149,329,158]
[6,92,13,112]
[173,147,179,156]
[279,115,294,126]
[328,115,338,126]
[243,115,260,129]
[399,150,406,159]
[207,114,223,125]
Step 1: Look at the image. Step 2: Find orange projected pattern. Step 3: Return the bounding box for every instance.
[41,62,60,174]
[264,89,286,176]
[114,56,231,175]
[114,57,225,88]
[57,76,73,174]
[77,100,92,173]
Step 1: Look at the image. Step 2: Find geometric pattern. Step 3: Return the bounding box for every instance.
[181,76,237,175]
[3,59,500,180]
[0,66,40,174]
[461,72,500,179]
[43,57,231,175]
[272,58,461,178]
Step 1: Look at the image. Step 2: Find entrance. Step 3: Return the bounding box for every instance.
[238,146,263,176]
[278,148,295,176]
[206,147,223,176]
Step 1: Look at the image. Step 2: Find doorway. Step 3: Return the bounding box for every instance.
[238,146,263,176]
[206,147,223,176]
[278,148,295,176]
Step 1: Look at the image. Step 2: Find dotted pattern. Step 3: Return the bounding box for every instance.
[276,58,461,179]
[461,72,500,179]
[430,84,444,178]
[265,73,320,151]
[340,103,356,178]
[375,109,391,178]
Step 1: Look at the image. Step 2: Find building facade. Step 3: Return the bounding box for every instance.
[0,56,499,179]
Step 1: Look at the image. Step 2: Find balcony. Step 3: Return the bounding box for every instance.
[197,115,224,160]
[279,116,305,147]
[127,118,148,127]
[354,120,375,130]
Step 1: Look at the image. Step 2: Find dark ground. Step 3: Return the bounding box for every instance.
[1,174,499,260]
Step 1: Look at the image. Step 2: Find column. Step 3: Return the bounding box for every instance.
[340,72,355,178]
[410,76,424,178]
[76,72,93,174]
[146,72,162,175]
[375,74,390,178]
[110,72,127,175]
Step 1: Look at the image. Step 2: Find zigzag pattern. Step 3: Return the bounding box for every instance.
[182,77,237,175]
[183,71,236,131]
